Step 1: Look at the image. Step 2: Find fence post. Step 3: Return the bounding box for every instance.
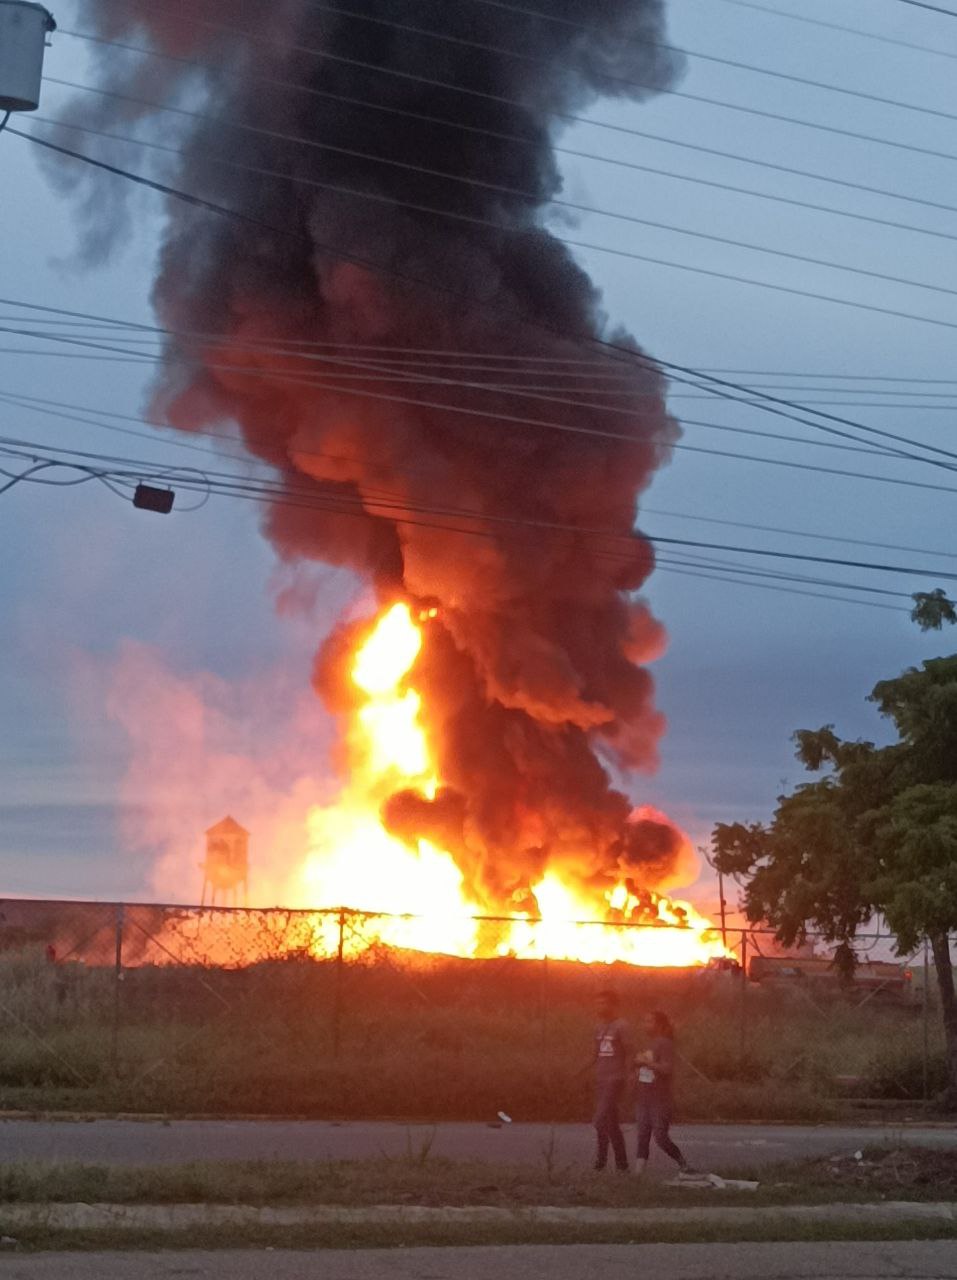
[332,909,346,1060]
[923,938,930,1103]
[112,903,125,1078]
[739,930,748,1068]
[541,953,549,1059]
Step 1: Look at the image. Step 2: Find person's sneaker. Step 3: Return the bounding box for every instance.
[633,1158,648,1177]
[676,1164,698,1179]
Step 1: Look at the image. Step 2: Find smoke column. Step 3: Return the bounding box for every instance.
[52,0,688,912]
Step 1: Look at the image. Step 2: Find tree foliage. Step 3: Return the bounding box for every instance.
[911,589,957,632]
[712,656,957,1101]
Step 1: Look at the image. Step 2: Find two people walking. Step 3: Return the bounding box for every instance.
[592,989,691,1176]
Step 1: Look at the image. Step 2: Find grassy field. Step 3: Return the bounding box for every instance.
[0,944,947,1120]
[1,1148,956,1251]
[1,1147,955,1207]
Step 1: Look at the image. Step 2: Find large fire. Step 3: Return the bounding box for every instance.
[50,0,711,971]
[299,603,725,967]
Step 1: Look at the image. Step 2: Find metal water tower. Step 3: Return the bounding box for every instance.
[200,817,250,908]
[0,3,56,118]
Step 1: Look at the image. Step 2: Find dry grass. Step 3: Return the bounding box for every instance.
[0,945,946,1120]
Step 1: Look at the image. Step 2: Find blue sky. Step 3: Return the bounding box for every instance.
[1,0,955,915]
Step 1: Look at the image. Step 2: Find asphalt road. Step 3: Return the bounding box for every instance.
[0,1119,954,1170]
[1,1243,956,1279]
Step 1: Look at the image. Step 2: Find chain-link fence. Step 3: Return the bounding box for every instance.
[0,897,949,1119]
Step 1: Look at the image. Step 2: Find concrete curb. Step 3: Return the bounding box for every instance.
[0,1202,955,1233]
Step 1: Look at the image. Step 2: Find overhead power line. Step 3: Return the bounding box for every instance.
[5,353,957,503]
[17,115,957,372]
[712,0,957,59]
[48,52,957,226]
[894,0,957,16]
[0,312,954,388]
[8,343,957,404]
[301,0,957,125]
[2,430,955,584]
[5,383,953,564]
[56,7,957,167]
[2,283,955,490]
[3,315,953,478]
[0,433,945,614]
[3,272,957,491]
[35,111,957,253]
[36,84,957,308]
[9,104,957,474]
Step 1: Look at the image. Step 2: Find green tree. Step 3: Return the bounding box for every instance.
[713,655,957,1102]
[911,589,957,633]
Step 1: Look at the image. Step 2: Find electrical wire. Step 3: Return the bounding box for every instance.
[49,20,957,172]
[9,338,957,406]
[5,330,957,404]
[7,384,957,538]
[297,0,957,126]
[711,0,957,59]
[6,127,957,478]
[20,114,957,447]
[1,313,956,390]
[894,0,957,15]
[17,114,957,354]
[4,302,957,488]
[12,320,927,465]
[8,304,956,388]
[45,62,957,228]
[641,506,957,562]
[32,110,957,254]
[5,320,953,481]
[0,372,918,466]
[3,429,956,584]
[0,432,946,612]
[76,0,957,144]
[31,90,957,315]
[6,384,953,563]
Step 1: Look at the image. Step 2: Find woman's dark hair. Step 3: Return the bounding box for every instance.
[649,1010,674,1038]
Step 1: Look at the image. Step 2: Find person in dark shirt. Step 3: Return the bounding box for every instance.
[634,1010,691,1176]
[590,989,631,1173]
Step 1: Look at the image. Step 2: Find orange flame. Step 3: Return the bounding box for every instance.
[299,603,726,966]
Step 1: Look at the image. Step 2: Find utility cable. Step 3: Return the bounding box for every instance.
[33,88,957,307]
[0,435,939,610]
[34,110,957,253]
[52,12,957,168]
[4,151,957,487]
[3,320,951,478]
[6,385,952,563]
[4,431,957,583]
[297,0,957,126]
[7,302,957,388]
[47,56,957,224]
[16,119,957,432]
[3,296,957,490]
[712,0,957,60]
[894,0,957,16]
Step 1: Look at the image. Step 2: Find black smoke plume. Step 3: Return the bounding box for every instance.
[50,0,688,912]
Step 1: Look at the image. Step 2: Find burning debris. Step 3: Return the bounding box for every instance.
[49,1,725,963]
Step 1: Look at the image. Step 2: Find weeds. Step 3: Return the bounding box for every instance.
[0,945,946,1121]
[403,1126,437,1167]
